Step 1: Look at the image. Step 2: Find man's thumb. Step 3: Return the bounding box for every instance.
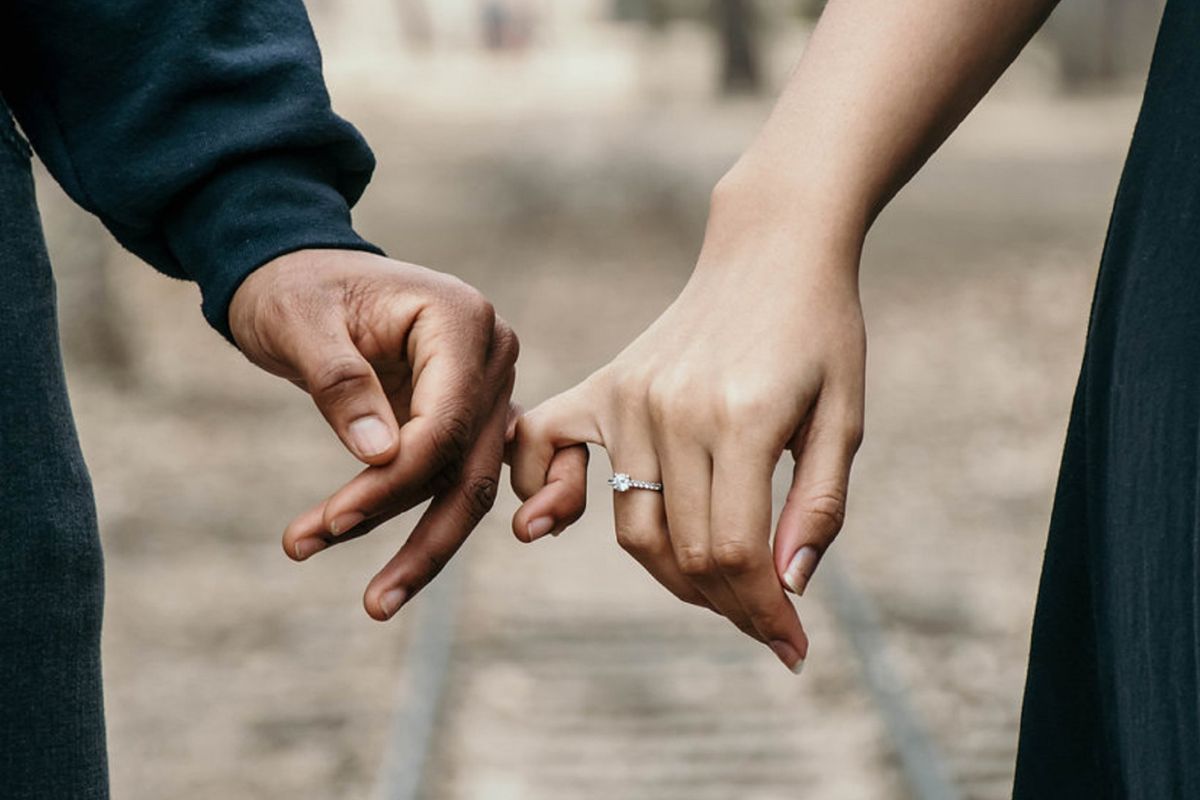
[297,334,401,465]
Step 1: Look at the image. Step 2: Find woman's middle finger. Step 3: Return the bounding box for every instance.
[654,429,763,641]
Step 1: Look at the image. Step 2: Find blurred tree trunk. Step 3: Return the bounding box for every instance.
[644,0,668,29]
[714,0,762,95]
[397,0,432,48]
[611,0,667,26]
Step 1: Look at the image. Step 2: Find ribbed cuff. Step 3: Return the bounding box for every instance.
[163,151,383,344]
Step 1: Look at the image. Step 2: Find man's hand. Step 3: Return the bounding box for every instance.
[229,249,518,620]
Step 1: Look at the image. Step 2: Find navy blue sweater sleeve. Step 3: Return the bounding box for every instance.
[0,0,384,341]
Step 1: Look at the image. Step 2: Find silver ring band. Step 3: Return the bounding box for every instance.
[609,473,663,493]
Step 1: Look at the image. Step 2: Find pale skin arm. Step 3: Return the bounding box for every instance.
[510,0,1060,672]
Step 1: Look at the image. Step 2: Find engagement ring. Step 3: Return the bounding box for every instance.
[609,473,663,493]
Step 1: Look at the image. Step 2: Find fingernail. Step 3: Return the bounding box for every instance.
[380,588,408,619]
[783,546,822,596]
[527,516,555,541]
[769,640,806,675]
[294,538,327,561]
[329,511,365,536]
[348,416,394,459]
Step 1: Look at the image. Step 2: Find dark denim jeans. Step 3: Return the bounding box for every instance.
[0,102,109,799]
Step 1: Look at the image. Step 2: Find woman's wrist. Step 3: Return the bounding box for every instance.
[693,160,868,293]
[706,159,869,267]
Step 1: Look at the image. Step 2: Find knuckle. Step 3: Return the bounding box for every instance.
[426,463,461,497]
[645,380,676,426]
[311,355,372,398]
[647,377,706,431]
[460,287,496,330]
[460,473,500,521]
[491,319,520,366]
[615,523,656,556]
[419,549,448,584]
[433,276,495,336]
[674,544,717,578]
[431,404,474,466]
[340,277,376,320]
[271,280,333,330]
[714,386,774,429]
[802,483,848,533]
[615,371,652,411]
[377,477,420,510]
[711,538,757,575]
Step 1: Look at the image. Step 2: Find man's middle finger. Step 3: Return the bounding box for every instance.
[361,381,513,620]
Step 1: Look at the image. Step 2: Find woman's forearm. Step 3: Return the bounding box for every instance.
[716,0,1059,250]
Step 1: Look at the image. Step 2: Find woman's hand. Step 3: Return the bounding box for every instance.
[229,250,518,621]
[509,179,866,673]
[521,0,1057,671]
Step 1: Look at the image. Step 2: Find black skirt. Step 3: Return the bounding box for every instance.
[1014,2,1200,796]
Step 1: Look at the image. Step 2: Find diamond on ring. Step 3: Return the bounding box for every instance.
[609,473,663,493]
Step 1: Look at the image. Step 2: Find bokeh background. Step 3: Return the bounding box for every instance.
[37,1,1165,798]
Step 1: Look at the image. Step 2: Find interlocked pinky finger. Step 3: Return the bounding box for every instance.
[512,444,590,542]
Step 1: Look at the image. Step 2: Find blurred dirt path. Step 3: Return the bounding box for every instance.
[415,492,904,800]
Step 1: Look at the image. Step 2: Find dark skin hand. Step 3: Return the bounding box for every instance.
[228,249,518,621]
